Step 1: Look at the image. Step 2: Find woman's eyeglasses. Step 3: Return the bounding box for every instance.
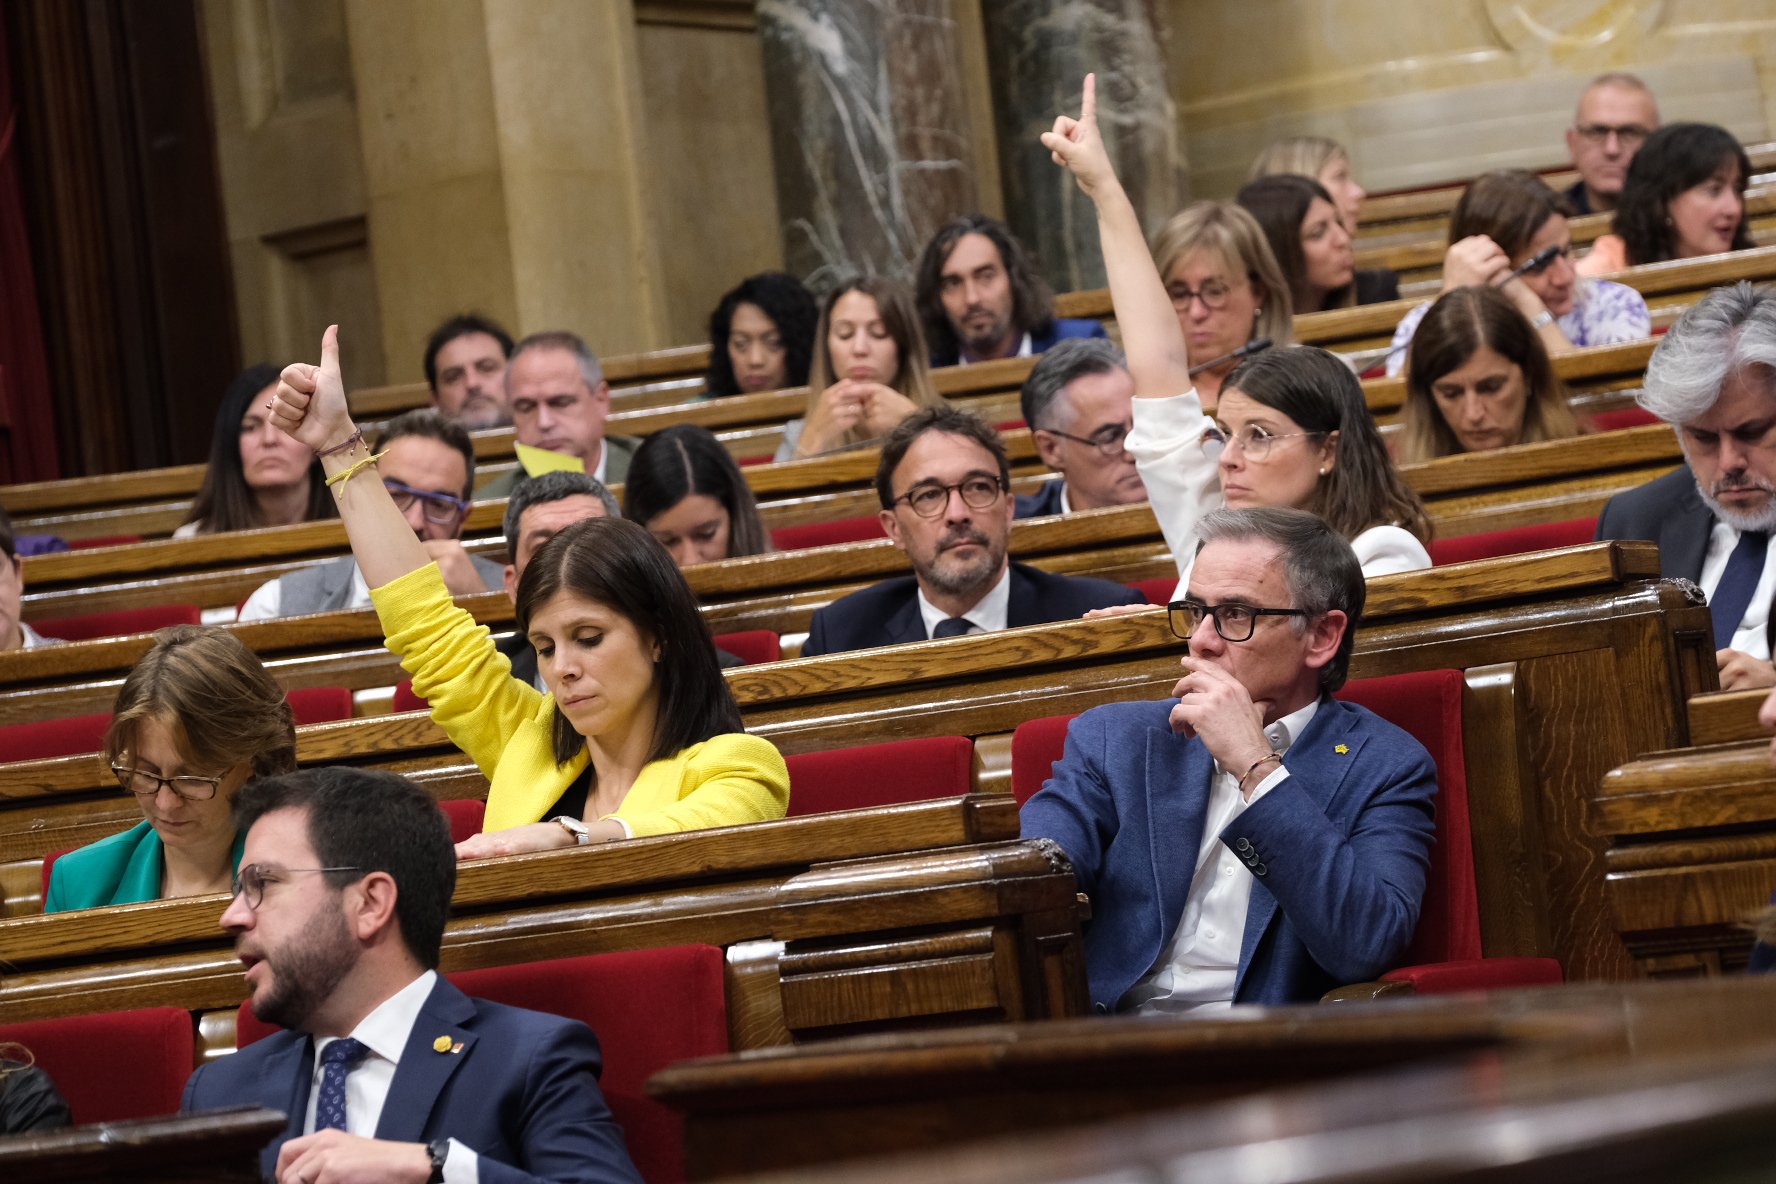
[1200,426,1327,463]
[111,763,228,801]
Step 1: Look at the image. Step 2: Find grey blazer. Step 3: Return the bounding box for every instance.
[276,554,506,617]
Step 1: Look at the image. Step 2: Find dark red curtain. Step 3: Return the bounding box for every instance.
[0,13,57,484]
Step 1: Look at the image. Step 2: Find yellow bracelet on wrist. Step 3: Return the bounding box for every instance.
[325,448,388,489]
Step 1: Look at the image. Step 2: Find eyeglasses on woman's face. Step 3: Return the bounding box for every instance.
[111,762,228,801]
[1200,425,1327,463]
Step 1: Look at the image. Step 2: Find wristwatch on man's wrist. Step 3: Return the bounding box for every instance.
[552,815,592,846]
[426,1137,450,1183]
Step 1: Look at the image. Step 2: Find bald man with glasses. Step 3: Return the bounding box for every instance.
[1021,506,1438,1013]
[1564,72,1660,215]
[800,404,1142,657]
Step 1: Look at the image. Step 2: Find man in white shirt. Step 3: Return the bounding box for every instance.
[181,766,641,1184]
[1597,282,1776,690]
[1021,506,1438,1012]
[238,410,503,621]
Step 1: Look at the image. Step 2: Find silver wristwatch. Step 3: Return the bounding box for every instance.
[551,815,592,846]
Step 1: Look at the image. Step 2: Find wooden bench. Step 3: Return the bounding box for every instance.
[0,1107,285,1183]
[1,544,1715,988]
[0,795,1088,1055]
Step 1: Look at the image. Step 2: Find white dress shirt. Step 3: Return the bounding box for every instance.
[304,970,479,1184]
[916,564,1012,639]
[1699,519,1776,660]
[1120,698,1321,1014]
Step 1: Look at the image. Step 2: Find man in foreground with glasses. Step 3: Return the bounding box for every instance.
[1563,72,1659,216]
[801,404,1142,656]
[239,410,504,621]
[183,766,642,1184]
[1022,506,1437,1012]
[1015,338,1148,518]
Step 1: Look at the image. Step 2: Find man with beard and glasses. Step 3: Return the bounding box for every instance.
[800,405,1142,656]
[181,767,641,1184]
[1598,282,1776,690]
[915,214,1109,367]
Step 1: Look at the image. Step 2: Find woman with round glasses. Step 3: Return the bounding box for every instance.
[776,276,943,462]
[263,327,788,860]
[1579,123,1754,277]
[44,626,297,913]
[1150,201,1293,404]
[1385,170,1650,376]
[1044,76,1431,597]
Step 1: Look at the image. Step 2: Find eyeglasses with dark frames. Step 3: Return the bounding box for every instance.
[892,475,1008,519]
[111,762,229,801]
[1573,123,1651,147]
[1168,599,1311,643]
[383,479,470,526]
[1038,422,1132,459]
[230,863,364,911]
[1166,280,1239,312]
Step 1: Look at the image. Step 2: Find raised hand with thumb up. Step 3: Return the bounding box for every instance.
[270,324,356,454]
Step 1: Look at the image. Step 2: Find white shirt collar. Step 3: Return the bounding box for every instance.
[1057,482,1073,516]
[916,563,1012,640]
[314,968,438,1067]
[1214,697,1321,778]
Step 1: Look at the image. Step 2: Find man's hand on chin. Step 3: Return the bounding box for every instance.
[1718,647,1776,692]
[1169,658,1270,777]
[275,1130,432,1184]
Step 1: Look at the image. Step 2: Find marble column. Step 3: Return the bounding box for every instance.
[756,0,982,289]
[980,0,1182,292]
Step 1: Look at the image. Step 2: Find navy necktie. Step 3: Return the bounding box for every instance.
[313,1037,369,1133]
[1712,530,1768,649]
[931,617,974,639]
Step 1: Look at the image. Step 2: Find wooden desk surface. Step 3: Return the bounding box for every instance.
[0,1106,284,1184]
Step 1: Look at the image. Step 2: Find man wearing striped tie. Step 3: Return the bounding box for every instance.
[1596,282,1776,691]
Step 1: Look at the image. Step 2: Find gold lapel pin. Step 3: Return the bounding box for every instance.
[432,1035,452,1053]
[1334,744,1349,755]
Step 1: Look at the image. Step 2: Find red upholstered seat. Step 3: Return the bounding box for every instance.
[66,534,143,549]
[40,846,69,897]
[393,679,427,714]
[31,603,202,642]
[439,798,485,843]
[1133,577,1175,607]
[284,686,355,725]
[1010,713,1078,806]
[0,711,111,762]
[238,946,727,1184]
[770,515,886,551]
[1427,518,1596,566]
[1589,407,1659,432]
[713,629,780,665]
[785,735,975,816]
[1336,670,1563,991]
[0,1006,194,1123]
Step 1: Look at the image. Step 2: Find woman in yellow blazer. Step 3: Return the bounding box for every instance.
[271,326,789,860]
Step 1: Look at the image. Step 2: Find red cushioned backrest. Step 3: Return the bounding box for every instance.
[66,534,143,550]
[1427,518,1597,567]
[238,947,726,1184]
[1011,713,1079,806]
[784,736,975,816]
[0,711,112,761]
[439,798,486,844]
[1133,577,1176,607]
[1334,670,1480,964]
[0,1006,194,1123]
[393,679,428,714]
[31,603,203,642]
[284,686,355,726]
[712,629,780,665]
[1589,407,1660,432]
[40,847,70,896]
[770,515,886,551]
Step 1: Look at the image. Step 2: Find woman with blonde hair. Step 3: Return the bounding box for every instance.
[45,626,298,912]
[1150,201,1292,404]
[1251,134,1368,233]
[1398,286,1580,463]
[776,276,943,461]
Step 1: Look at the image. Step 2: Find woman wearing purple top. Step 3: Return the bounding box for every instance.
[1387,170,1649,376]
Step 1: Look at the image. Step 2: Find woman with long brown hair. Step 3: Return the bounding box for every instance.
[177,364,336,536]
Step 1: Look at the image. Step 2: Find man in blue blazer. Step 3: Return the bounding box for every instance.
[802,405,1143,657]
[1013,339,1147,519]
[182,766,640,1184]
[1022,507,1438,1012]
[916,214,1110,367]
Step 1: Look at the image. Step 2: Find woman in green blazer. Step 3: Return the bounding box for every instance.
[44,627,297,913]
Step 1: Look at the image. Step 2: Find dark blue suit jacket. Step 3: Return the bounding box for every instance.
[1021,697,1438,1011]
[931,317,1109,367]
[1013,478,1066,519]
[801,560,1142,657]
[181,977,641,1184]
